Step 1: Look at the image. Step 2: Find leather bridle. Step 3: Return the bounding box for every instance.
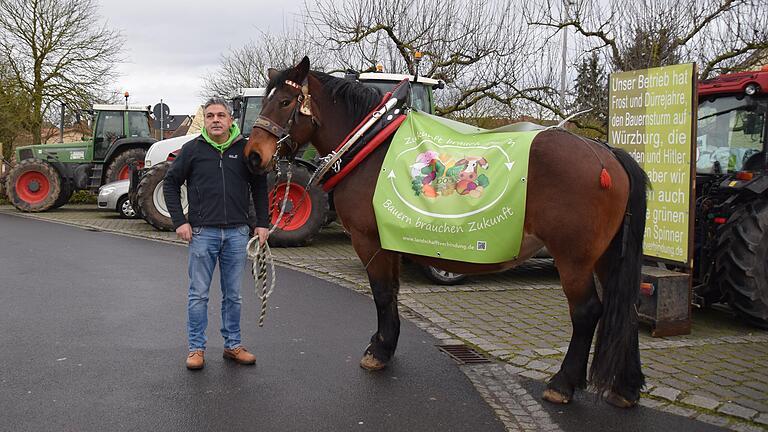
[252,78,317,162]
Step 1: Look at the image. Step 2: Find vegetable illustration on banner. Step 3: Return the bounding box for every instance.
[410,150,491,198]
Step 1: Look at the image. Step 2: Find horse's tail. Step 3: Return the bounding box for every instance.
[589,147,648,400]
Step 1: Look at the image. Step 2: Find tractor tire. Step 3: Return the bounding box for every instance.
[51,182,73,209]
[6,159,62,212]
[267,163,328,247]
[714,200,768,329]
[105,148,147,183]
[137,161,187,231]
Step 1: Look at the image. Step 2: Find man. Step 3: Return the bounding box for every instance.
[164,98,270,370]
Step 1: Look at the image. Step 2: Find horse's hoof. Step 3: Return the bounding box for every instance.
[360,353,386,371]
[542,388,570,404]
[605,391,637,408]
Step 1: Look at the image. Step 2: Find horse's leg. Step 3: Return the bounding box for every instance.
[350,237,401,371]
[543,262,602,404]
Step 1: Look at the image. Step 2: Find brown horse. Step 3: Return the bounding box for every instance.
[245,57,649,408]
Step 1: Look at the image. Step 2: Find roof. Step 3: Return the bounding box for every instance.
[156,115,190,131]
[358,72,440,86]
[92,104,150,112]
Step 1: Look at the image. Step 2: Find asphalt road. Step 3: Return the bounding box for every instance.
[0,213,728,432]
[0,214,503,432]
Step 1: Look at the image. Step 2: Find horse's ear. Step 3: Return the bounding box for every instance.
[294,56,310,81]
[267,68,279,81]
[456,159,468,167]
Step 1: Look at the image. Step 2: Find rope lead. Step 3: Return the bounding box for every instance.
[249,161,293,327]
[248,236,275,327]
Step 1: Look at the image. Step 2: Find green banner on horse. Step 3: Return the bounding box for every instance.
[373,111,540,263]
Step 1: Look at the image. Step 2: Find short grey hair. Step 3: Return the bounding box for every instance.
[203,97,232,115]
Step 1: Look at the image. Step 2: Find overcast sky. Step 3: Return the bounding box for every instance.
[101,0,305,116]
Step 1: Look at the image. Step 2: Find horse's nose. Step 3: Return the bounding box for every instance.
[246,151,262,175]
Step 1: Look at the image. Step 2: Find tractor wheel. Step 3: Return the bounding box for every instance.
[267,164,328,247]
[137,161,187,231]
[51,182,73,209]
[6,159,62,212]
[714,200,768,329]
[105,148,146,183]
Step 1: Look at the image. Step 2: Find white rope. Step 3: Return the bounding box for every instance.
[248,236,275,327]
[248,164,292,327]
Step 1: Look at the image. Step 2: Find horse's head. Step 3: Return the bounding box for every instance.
[245,56,317,175]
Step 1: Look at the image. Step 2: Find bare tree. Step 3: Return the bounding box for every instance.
[201,28,330,99]
[0,0,124,144]
[305,0,541,117]
[527,0,768,78]
[520,0,768,136]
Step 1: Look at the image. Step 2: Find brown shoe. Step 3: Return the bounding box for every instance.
[186,350,205,370]
[223,346,256,365]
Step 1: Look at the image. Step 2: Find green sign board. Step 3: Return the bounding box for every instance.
[608,64,696,266]
[373,111,537,263]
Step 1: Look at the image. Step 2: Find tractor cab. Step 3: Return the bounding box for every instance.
[231,88,266,139]
[696,94,767,175]
[351,71,444,115]
[88,105,154,161]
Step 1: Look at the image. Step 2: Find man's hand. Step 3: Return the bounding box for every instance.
[254,227,269,245]
[176,223,192,242]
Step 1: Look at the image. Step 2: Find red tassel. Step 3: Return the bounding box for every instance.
[599,168,612,190]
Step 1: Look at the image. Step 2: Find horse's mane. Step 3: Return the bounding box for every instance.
[266,69,382,125]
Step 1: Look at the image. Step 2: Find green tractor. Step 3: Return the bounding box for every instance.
[5,104,156,212]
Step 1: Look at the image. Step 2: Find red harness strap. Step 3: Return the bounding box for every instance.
[322,114,407,192]
[331,92,392,154]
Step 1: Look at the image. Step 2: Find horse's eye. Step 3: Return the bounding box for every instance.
[280,99,291,107]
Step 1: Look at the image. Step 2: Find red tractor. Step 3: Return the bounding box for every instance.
[694,66,768,328]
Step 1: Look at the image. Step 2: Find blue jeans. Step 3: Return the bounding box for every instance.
[187,225,250,351]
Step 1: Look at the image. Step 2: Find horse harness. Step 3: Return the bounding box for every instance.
[253,76,411,194]
[252,77,318,163]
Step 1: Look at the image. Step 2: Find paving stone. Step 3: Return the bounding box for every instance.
[650,387,680,402]
[681,394,720,410]
[729,422,768,432]
[717,402,758,420]
[519,370,549,380]
[660,405,698,418]
[732,398,768,414]
[693,413,731,427]
[755,413,768,425]
[526,360,551,371]
[509,356,531,367]
[637,398,665,409]
[706,374,738,387]
[700,380,742,398]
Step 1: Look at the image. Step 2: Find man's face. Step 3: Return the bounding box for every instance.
[204,104,233,141]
